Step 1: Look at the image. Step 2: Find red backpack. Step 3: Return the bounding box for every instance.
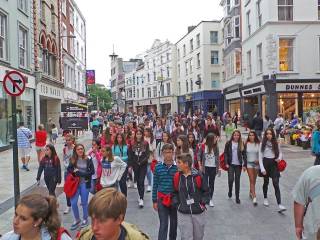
[173,171,202,191]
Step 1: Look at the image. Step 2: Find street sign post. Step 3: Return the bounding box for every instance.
[3,70,26,207]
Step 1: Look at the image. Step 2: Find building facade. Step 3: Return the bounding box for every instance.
[220,0,243,117]
[176,21,224,115]
[240,0,320,120]
[0,0,36,149]
[72,0,86,103]
[34,0,63,130]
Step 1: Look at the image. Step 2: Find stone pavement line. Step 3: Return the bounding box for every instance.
[0,131,92,209]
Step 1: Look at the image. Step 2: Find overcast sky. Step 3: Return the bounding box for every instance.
[76,0,223,86]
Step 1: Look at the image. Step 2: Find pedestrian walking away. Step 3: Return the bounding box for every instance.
[224,130,247,204]
[259,128,287,213]
[36,144,61,196]
[35,124,47,164]
[17,122,32,171]
[152,143,178,240]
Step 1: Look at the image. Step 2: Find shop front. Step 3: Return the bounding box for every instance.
[159,97,172,116]
[135,99,158,114]
[125,100,134,113]
[241,85,266,119]
[0,68,36,150]
[225,91,241,116]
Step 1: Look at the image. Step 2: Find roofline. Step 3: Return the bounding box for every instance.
[175,20,223,45]
[70,0,86,23]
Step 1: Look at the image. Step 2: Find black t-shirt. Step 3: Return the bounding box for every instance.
[91,225,127,240]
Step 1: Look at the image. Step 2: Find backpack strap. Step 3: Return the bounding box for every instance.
[194,175,202,189]
[57,227,70,240]
[173,172,181,191]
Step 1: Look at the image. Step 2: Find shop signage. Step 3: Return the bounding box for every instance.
[61,103,88,130]
[241,86,265,97]
[60,117,88,130]
[160,97,171,104]
[61,103,88,112]
[225,91,240,100]
[276,83,320,92]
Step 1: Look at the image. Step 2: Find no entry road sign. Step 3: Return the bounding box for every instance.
[3,71,26,96]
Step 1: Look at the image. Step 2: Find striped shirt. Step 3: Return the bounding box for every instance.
[17,127,32,148]
[152,162,178,203]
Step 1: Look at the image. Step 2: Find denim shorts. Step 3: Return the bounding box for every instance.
[247,162,259,169]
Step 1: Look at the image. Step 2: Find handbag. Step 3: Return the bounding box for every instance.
[277,159,287,172]
[64,173,80,198]
[219,153,228,171]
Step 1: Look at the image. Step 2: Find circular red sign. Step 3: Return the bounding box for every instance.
[2,70,26,96]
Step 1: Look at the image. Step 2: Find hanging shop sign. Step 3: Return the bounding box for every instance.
[241,85,265,97]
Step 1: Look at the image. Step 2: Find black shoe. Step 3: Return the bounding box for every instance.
[236,199,241,204]
[228,192,232,199]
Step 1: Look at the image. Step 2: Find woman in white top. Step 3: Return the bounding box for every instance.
[244,130,260,206]
[259,128,286,213]
[144,127,157,192]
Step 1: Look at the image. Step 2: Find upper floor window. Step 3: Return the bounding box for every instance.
[185,62,188,75]
[211,73,220,88]
[62,25,67,49]
[318,0,320,20]
[197,53,200,68]
[0,13,8,60]
[256,0,262,28]
[247,50,252,78]
[210,31,218,44]
[166,52,170,62]
[70,8,74,26]
[178,64,181,77]
[257,43,263,73]
[178,82,181,95]
[62,0,66,16]
[147,88,151,98]
[234,16,240,38]
[40,0,45,21]
[153,86,157,98]
[279,38,294,71]
[51,5,55,32]
[196,33,200,48]
[246,11,251,36]
[167,66,170,78]
[177,49,180,59]
[211,51,219,64]
[278,0,293,21]
[190,39,193,52]
[183,44,186,56]
[18,26,28,68]
[18,0,27,13]
[166,83,171,96]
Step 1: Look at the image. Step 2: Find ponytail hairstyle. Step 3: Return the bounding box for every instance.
[205,133,217,154]
[18,194,60,239]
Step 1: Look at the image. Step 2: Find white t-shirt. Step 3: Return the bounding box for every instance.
[231,141,240,165]
[204,146,216,167]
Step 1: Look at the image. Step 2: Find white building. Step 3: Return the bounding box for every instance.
[176,21,224,115]
[220,0,243,116]
[240,0,320,120]
[72,0,86,103]
[132,40,177,115]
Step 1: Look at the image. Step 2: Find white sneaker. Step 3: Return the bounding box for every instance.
[63,207,70,214]
[127,180,133,188]
[253,197,257,206]
[147,185,152,192]
[138,199,144,208]
[278,204,287,213]
[263,198,269,207]
[209,200,214,207]
[134,183,137,189]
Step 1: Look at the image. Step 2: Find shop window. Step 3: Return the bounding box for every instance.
[278,93,297,120]
[278,0,293,21]
[207,100,217,113]
[279,38,294,71]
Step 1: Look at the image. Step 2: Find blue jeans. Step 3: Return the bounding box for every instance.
[147,163,153,186]
[90,179,97,194]
[71,182,89,221]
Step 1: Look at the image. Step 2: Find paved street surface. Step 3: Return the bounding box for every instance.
[0,129,316,239]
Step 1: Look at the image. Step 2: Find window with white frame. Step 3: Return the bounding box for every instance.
[246,11,251,36]
[167,66,170,78]
[62,25,67,49]
[18,0,27,13]
[225,21,232,45]
[279,38,294,71]
[257,43,263,73]
[197,74,201,89]
[190,79,193,92]
[197,53,200,68]
[178,82,181,95]
[234,16,240,38]
[318,0,320,20]
[153,86,157,97]
[190,39,193,52]
[196,33,200,48]
[0,13,7,60]
[141,88,144,98]
[185,62,188,75]
[137,89,139,98]
[186,81,189,93]
[183,44,186,56]
[247,50,252,78]
[256,0,262,28]
[62,0,66,15]
[167,52,170,62]
[153,71,156,81]
[235,50,241,74]
[211,51,219,64]
[189,60,192,74]
[76,41,79,58]
[210,31,218,44]
[147,87,151,98]
[177,49,180,59]
[19,26,28,68]
[70,8,74,26]
[81,47,84,61]
[211,73,220,88]
[167,83,171,96]
[278,0,293,21]
[70,38,74,56]
[178,64,180,77]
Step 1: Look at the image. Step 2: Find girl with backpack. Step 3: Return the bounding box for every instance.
[87,139,102,195]
[67,144,95,230]
[112,133,129,196]
[2,194,71,240]
[36,144,61,197]
[198,133,220,207]
[259,128,287,213]
[173,153,209,240]
[224,130,247,204]
[129,128,150,208]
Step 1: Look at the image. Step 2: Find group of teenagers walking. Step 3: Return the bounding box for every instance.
[33,113,287,240]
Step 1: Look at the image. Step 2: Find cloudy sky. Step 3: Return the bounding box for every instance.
[76,0,223,86]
